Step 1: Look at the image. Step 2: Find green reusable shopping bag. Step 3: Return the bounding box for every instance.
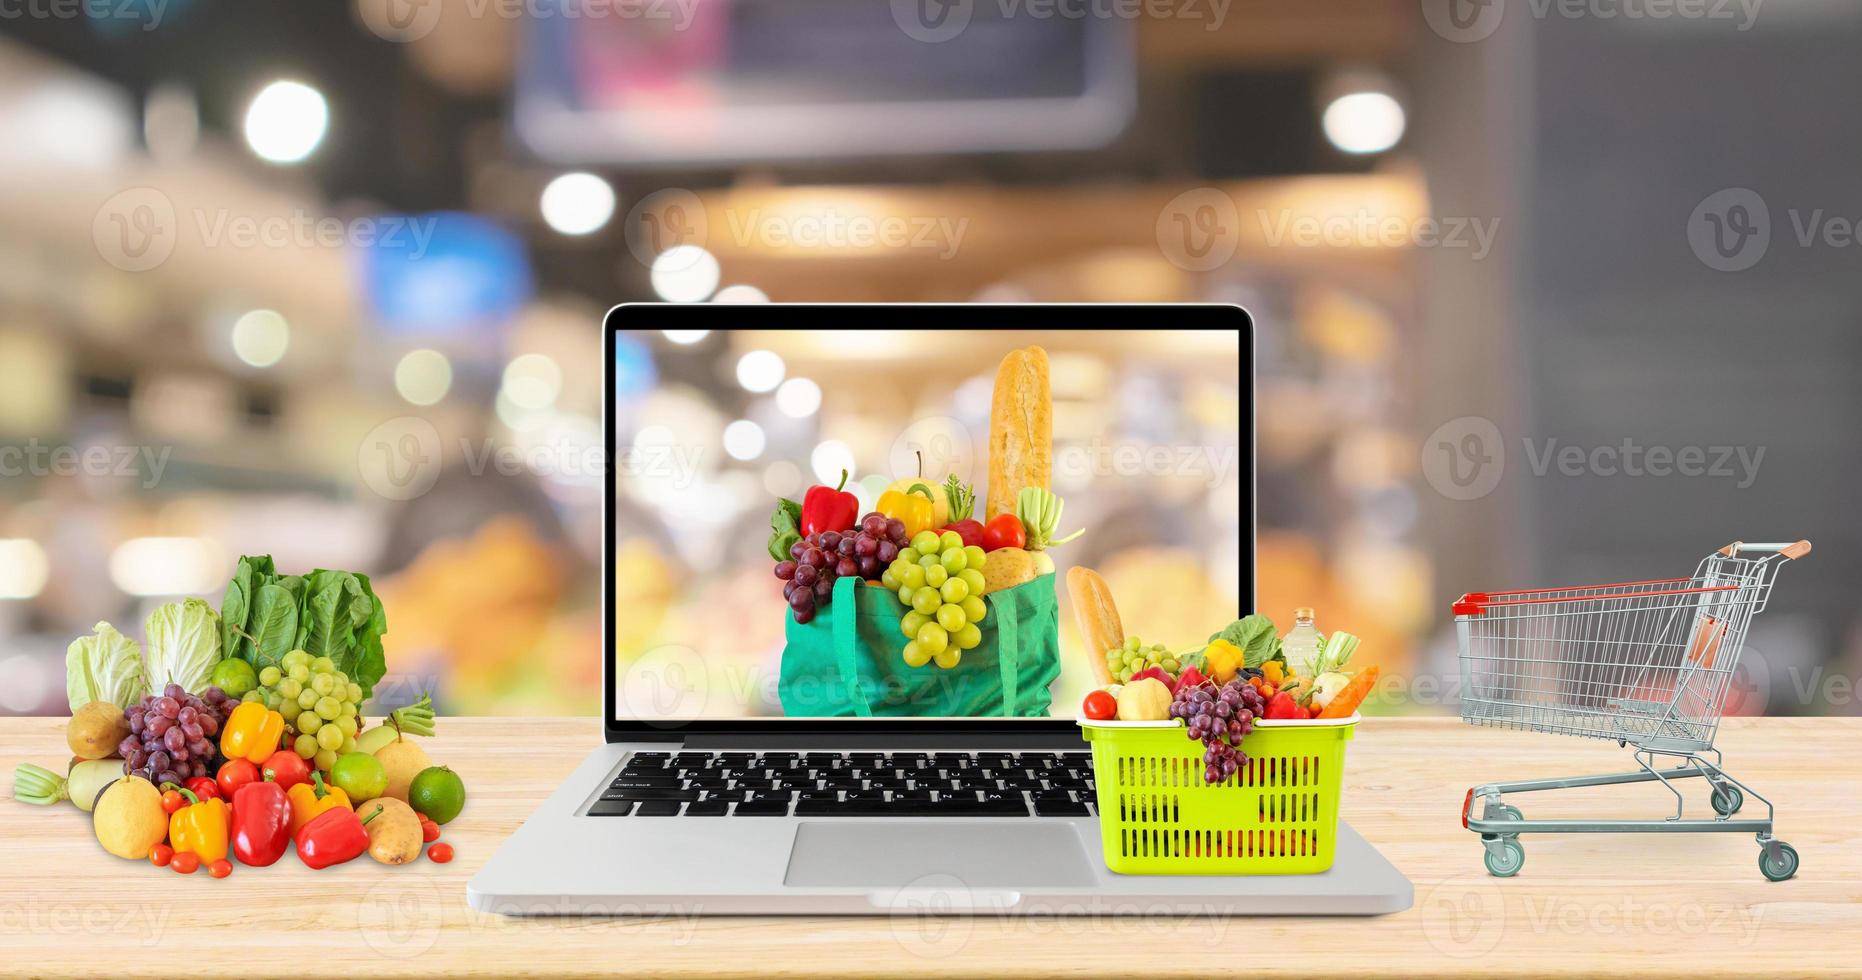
[778,573,1061,717]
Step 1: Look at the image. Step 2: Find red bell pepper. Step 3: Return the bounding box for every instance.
[232,776,295,868]
[800,470,858,536]
[1264,691,1304,720]
[216,758,260,799]
[940,520,986,549]
[185,775,222,802]
[295,804,379,870]
[982,513,1026,551]
[261,749,312,792]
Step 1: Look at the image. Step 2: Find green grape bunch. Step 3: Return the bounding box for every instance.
[241,649,365,772]
[882,531,988,670]
[1105,636,1179,683]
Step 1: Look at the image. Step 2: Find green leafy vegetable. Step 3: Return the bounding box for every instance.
[943,475,975,523]
[1016,487,1084,551]
[1206,614,1283,669]
[767,498,802,561]
[65,621,147,711]
[220,555,389,704]
[143,598,223,695]
[1314,631,1359,676]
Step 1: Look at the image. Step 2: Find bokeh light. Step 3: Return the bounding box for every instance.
[394,348,453,406]
[229,309,290,368]
[539,172,617,236]
[243,80,328,163]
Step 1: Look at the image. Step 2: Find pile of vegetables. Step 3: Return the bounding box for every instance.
[9,554,466,876]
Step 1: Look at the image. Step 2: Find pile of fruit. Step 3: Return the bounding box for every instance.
[767,454,1084,672]
[1069,575,1381,785]
[11,554,470,876]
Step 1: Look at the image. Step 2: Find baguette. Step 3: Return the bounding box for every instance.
[985,346,1052,521]
[1067,566,1123,687]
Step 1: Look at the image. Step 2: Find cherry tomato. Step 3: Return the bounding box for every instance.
[208,860,233,879]
[427,843,454,864]
[160,788,186,815]
[1082,690,1117,721]
[170,852,201,875]
[149,843,174,868]
[422,820,441,843]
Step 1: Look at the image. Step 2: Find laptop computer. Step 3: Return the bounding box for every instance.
[469,305,1411,916]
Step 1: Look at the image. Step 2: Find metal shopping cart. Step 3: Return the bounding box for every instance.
[1454,539,1810,881]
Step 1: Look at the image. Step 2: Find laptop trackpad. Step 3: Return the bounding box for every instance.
[784,822,1097,889]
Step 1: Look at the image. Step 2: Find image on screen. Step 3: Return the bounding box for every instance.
[611,327,1246,721]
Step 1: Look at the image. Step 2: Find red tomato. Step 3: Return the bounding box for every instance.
[216,759,260,799]
[427,843,454,864]
[261,749,312,791]
[982,514,1026,552]
[1082,690,1117,721]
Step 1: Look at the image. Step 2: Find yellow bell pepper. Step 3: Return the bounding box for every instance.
[219,701,286,765]
[876,483,938,539]
[169,789,229,863]
[1204,638,1246,684]
[287,771,352,835]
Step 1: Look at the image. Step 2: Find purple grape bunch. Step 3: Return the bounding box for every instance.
[774,512,908,624]
[1170,677,1267,784]
[118,684,234,786]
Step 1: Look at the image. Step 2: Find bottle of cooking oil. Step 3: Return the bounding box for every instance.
[1283,607,1323,680]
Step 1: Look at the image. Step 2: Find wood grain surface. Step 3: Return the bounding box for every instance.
[3,716,1857,978]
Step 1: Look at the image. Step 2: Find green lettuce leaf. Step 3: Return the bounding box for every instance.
[65,621,148,711]
[1207,614,1283,669]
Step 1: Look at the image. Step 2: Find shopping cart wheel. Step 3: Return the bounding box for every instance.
[1489,803,1524,823]
[1483,839,1525,878]
[1758,842,1799,882]
[1711,785,1744,816]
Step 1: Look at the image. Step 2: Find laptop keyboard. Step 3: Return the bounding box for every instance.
[588,750,1097,818]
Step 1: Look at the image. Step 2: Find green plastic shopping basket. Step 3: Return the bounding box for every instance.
[1079,715,1359,875]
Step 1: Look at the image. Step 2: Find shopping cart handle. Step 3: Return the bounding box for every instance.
[1718,540,1812,560]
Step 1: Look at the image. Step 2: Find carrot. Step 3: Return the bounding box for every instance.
[1317,665,1379,719]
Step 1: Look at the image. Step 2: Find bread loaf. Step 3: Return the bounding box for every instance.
[985,346,1051,521]
[1067,566,1122,686]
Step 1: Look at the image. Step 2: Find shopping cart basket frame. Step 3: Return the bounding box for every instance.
[1452,539,1809,882]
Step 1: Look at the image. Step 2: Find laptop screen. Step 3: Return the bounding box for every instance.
[610,322,1248,723]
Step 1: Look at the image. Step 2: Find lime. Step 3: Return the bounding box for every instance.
[209,659,258,699]
[330,752,388,802]
[408,766,466,825]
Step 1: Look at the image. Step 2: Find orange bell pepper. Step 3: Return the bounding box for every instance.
[287,771,352,835]
[219,701,286,764]
[168,788,229,863]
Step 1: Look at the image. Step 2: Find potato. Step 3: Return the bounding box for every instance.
[373,736,432,803]
[981,548,1038,595]
[67,702,129,761]
[356,797,424,865]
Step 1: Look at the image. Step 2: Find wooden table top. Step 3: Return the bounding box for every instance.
[3,715,1856,978]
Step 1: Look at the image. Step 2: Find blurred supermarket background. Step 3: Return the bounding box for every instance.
[2,0,1858,718]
